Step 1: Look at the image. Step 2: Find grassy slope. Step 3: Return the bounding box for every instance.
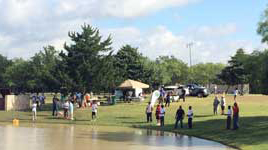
[0,95,267,150]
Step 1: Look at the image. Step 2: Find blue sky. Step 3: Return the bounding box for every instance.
[94,1,266,38]
[0,0,267,64]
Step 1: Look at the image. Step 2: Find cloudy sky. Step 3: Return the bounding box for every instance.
[0,0,267,64]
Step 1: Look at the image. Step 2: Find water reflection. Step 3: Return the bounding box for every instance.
[0,124,233,150]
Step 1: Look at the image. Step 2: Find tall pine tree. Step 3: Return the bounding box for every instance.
[59,24,112,92]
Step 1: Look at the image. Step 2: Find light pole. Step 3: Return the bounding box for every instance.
[187,42,194,83]
[186,42,194,68]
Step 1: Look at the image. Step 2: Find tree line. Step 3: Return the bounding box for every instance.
[1,4,268,94]
[0,24,224,94]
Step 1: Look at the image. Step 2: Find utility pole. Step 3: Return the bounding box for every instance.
[186,42,194,67]
[187,42,194,84]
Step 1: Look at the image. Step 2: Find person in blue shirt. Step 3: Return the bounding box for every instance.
[76,92,82,108]
[159,87,165,104]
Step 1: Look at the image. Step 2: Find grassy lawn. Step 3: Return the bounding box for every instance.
[0,94,267,150]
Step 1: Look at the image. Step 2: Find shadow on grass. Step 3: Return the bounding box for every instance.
[121,121,147,124]
[116,117,134,119]
[194,115,214,118]
[39,104,53,111]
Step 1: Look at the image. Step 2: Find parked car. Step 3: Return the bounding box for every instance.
[187,84,209,98]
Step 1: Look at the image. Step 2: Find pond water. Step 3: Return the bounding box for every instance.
[0,124,234,150]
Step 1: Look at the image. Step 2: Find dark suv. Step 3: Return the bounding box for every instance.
[187,84,209,98]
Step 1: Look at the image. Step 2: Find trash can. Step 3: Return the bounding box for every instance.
[111,95,116,105]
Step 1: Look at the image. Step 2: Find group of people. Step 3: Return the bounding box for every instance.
[31,93,46,121]
[59,92,91,108]
[31,93,46,109]
[145,88,240,130]
[213,95,226,115]
[213,89,240,130]
[174,105,193,129]
[145,102,194,129]
[32,92,98,121]
[159,87,187,108]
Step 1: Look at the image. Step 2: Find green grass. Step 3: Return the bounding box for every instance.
[0,94,268,150]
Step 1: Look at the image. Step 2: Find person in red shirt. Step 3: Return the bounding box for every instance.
[155,104,161,126]
[232,102,239,130]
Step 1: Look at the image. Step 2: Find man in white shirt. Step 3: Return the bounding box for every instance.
[159,105,165,127]
[63,100,69,119]
[234,88,239,101]
[145,102,153,123]
[226,105,232,129]
[32,102,37,121]
[187,106,193,129]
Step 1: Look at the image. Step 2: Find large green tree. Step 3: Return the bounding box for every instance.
[217,49,249,92]
[4,59,34,92]
[59,24,113,92]
[0,54,12,87]
[114,45,146,82]
[243,50,268,94]
[155,56,188,85]
[29,46,61,92]
[190,63,225,86]
[257,5,268,43]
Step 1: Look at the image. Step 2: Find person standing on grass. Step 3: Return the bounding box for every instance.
[165,92,171,107]
[31,93,37,104]
[32,101,37,121]
[146,102,153,123]
[76,92,82,108]
[92,101,98,120]
[155,104,161,126]
[38,93,45,110]
[69,99,74,120]
[60,93,67,105]
[159,87,165,104]
[181,88,186,102]
[226,105,232,129]
[159,105,165,127]
[214,85,218,94]
[85,93,91,107]
[36,93,40,109]
[52,95,59,116]
[213,96,220,115]
[234,88,239,101]
[232,102,239,130]
[220,96,226,115]
[187,106,193,129]
[63,100,69,119]
[174,106,185,129]
[41,93,46,104]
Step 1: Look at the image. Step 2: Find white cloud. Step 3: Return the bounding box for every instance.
[198,23,237,36]
[104,26,267,64]
[98,0,194,18]
[0,0,266,64]
[0,0,198,58]
[186,23,238,40]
